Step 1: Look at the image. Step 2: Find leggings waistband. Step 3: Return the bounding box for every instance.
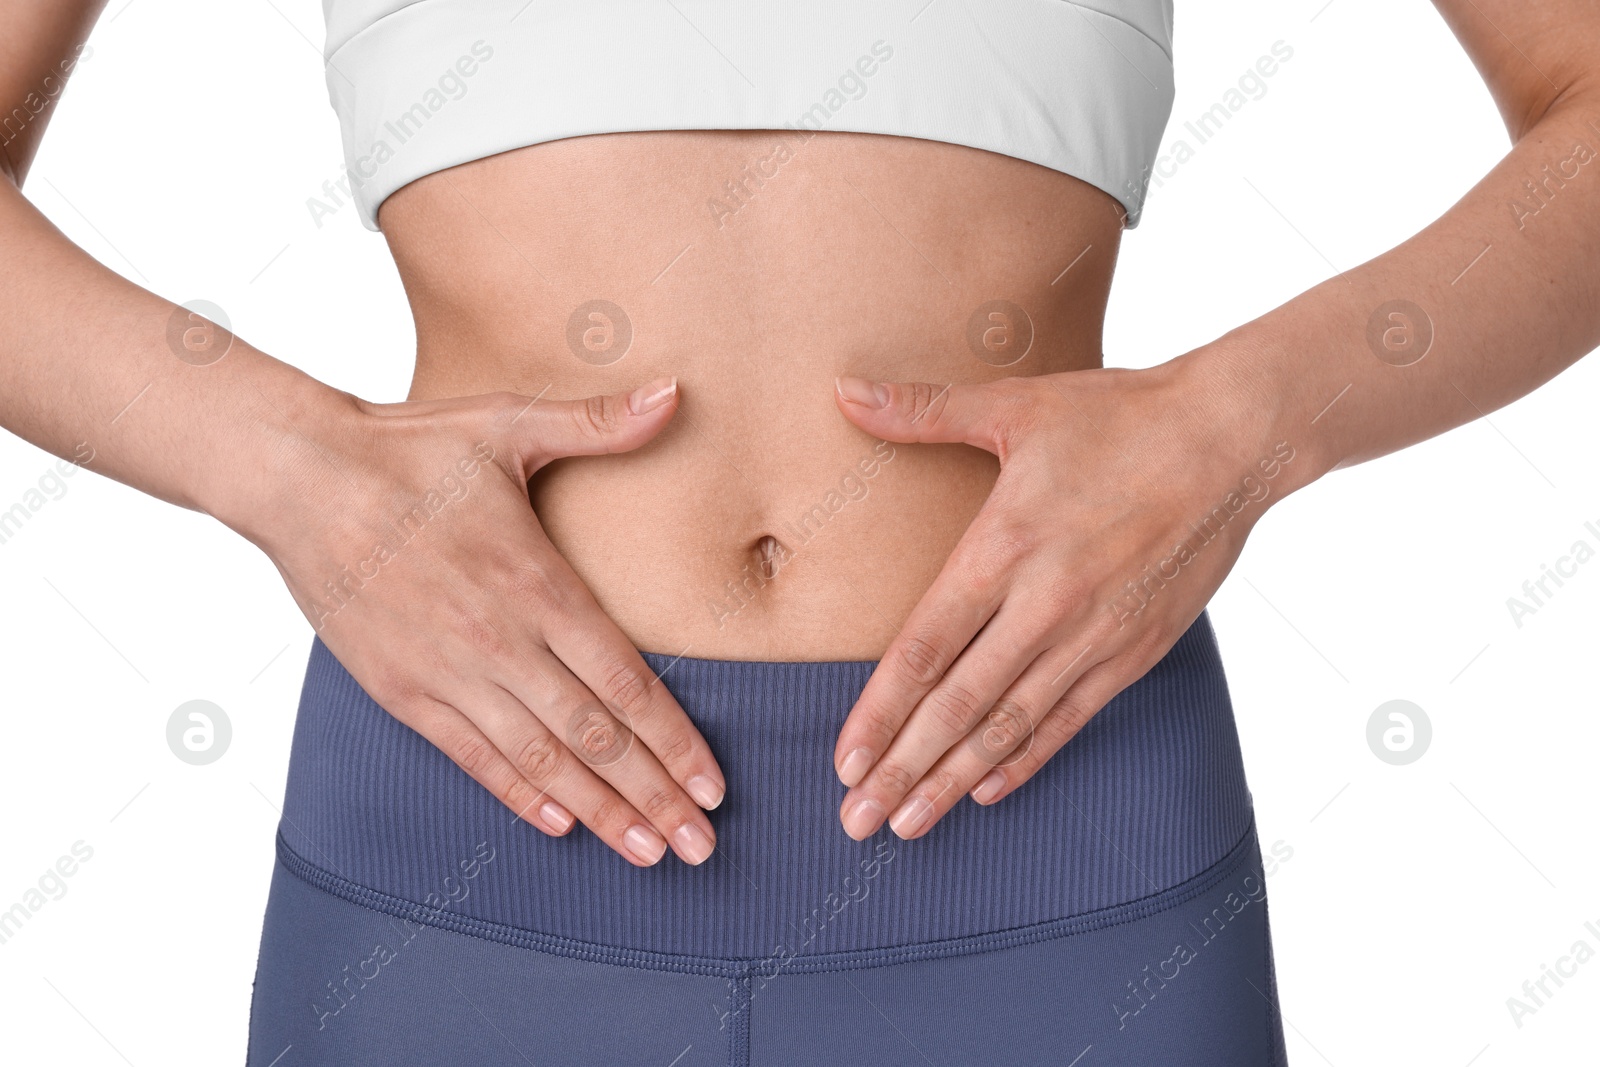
[277,611,1254,961]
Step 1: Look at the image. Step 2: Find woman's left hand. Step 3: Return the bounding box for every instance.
[830,353,1298,840]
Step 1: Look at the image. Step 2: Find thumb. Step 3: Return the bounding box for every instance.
[834,376,1007,454]
[508,376,679,471]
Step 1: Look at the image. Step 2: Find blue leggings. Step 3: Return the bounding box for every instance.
[247,611,1287,1065]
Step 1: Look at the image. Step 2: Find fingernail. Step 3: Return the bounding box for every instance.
[837,747,875,788]
[971,769,1007,805]
[539,800,574,833]
[836,375,888,408]
[627,376,677,415]
[623,824,667,865]
[890,795,934,839]
[673,822,716,865]
[687,774,724,810]
[842,797,887,840]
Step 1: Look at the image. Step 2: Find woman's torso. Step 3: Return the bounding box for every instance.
[381,129,1124,659]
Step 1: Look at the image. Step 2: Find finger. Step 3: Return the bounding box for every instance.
[839,603,1045,839]
[834,376,1017,455]
[969,654,1146,808]
[833,538,1004,792]
[504,377,680,470]
[875,639,1102,840]
[397,695,577,838]
[450,680,693,867]
[541,581,726,811]
[489,639,719,866]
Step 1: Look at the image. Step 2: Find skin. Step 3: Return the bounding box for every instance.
[1,1,1596,866]
[830,0,1600,839]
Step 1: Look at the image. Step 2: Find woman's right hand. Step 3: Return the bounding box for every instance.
[241,376,724,867]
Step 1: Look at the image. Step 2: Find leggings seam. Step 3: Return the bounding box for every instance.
[1264,896,1286,1067]
[729,974,750,1067]
[275,821,1261,979]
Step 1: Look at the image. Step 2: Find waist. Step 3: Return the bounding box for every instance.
[385,129,1122,658]
[277,610,1254,964]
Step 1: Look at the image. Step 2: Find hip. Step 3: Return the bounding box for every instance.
[275,608,1256,961]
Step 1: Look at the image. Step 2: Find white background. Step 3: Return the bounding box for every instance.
[2,0,1597,1063]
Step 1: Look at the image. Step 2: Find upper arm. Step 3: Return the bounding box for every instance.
[1432,0,1600,141]
[0,0,107,186]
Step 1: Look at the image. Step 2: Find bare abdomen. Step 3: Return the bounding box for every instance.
[379,129,1123,659]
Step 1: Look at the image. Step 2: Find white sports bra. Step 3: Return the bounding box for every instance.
[320,0,1175,231]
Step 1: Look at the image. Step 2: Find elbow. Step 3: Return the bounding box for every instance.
[1503,73,1600,145]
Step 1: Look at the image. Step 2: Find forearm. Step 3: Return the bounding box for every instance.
[0,174,352,540]
[0,0,105,185]
[1180,83,1600,493]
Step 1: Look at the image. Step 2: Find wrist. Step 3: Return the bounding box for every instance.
[198,351,366,550]
[1161,332,1334,505]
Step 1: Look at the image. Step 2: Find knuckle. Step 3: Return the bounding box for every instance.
[1127,625,1172,666]
[977,698,1035,754]
[599,660,652,719]
[590,796,633,835]
[513,730,564,784]
[449,602,510,660]
[503,554,561,606]
[567,704,632,766]
[483,390,526,421]
[649,726,696,768]
[1034,572,1091,621]
[491,772,546,820]
[921,766,963,807]
[366,663,421,710]
[903,382,948,426]
[575,393,619,438]
[1051,692,1098,736]
[987,508,1041,560]
[857,705,903,745]
[872,761,919,798]
[923,681,987,736]
[494,389,530,412]
[635,785,680,823]
[893,631,953,688]
[448,730,499,780]
[512,670,561,719]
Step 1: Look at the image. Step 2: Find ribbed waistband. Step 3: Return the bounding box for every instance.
[277,610,1253,962]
